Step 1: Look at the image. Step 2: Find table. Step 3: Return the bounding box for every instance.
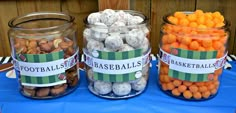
[0,60,236,113]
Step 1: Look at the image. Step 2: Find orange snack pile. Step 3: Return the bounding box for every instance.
[159,61,222,100]
[159,10,228,100]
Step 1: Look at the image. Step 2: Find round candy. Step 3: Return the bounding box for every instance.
[100,9,117,26]
[87,12,101,24]
[137,37,149,54]
[83,28,92,40]
[119,44,134,52]
[105,35,124,52]
[115,10,131,24]
[112,82,131,96]
[126,29,145,48]
[109,21,126,33]
[94,81,112,95]
[86,39,104,54]
[90,22,108,41]
[131,77,147,91]
[127,16,144,25]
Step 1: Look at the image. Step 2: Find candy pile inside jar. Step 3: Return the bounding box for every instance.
[159,10,228,100]
[14,35,79,98]
[83,9,150,99]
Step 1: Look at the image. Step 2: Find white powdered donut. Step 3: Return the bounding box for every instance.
[127,16,144,25]
[131,77,147,91]
[94,81,112,95]
[86,39,104,53]
[125,29,145,48]
[87,12,101,24]
[112,82,131,96]
[105,35,124,52]
[90,22,108,41]
[100,9,117,26]
[119,44,134,52]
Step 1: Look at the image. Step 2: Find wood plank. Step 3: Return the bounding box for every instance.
[0,1,18,56]
[35,0,61,11]
[99,0,130,11]
[62,0,99,54]
[223,0,236,55]
[196,0,222,12]
[17,0,61,15]
[130,0,151,19]
[63,0,98,13]
[151,0,196,54]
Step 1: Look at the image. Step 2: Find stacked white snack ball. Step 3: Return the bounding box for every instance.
[84,9,150,99]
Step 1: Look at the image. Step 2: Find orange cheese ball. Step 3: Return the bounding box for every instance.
[173,79,182,87]
[181,37,192,45]
[183,90,193,99]
[189,22,198,28]
[193,92,202,99]
[211,89,217,95]
[179,18,189,26]
[213,41,223,50]
[162,83,168,91]
[170,42,179,48]
[179,44,188,50]
[206,20,215,28]
[202,91,211,98]
[167,34,177,44]
[202,39,213,48]
[178,85,187,93]
[189,41,200,50]
[195,10,204,17]
[199,86,208,93]
[159,74,165,83]
[167,82,175,90]
[189,85,199,93]
[214,81,220,88]
[174,12,186,19]
[162,44,171,53]
[195,82,205,86]
[162,35,169,44]
[207,84,215,90]
[198,46,206,51]
[187,14,197,22]
[168,16,179,25]
[172,88,181,96]
[183,81,193,86]
[163,75,171,83]
[197,16,205,25]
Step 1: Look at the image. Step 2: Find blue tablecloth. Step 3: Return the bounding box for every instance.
[0,60,236,113]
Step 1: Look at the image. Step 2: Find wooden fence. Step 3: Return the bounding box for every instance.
[0,0,235,56]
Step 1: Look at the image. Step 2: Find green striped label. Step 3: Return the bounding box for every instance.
[85,49,145,82]
[168,48,217,82]
[15,51,67,87]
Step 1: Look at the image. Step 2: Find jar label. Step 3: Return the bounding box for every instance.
[159,48,227,82]
[12,50,79,87]
[84,49,150,82]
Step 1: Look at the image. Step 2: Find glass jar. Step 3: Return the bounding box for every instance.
[158,11,229,100]
[8,12,79,99]
[83,9,151,99]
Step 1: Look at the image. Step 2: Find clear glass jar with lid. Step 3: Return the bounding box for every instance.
[83,9,151,99]
[8,12,80,99]
[158,10,229,100]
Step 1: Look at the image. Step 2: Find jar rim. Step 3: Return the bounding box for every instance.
[84,10,149,28]
[162,11,230,30]
[8,11,75,31]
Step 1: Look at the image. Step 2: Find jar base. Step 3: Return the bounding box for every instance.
[158,83,218,101]
[88,83,147,99]
[20,83,79,99]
